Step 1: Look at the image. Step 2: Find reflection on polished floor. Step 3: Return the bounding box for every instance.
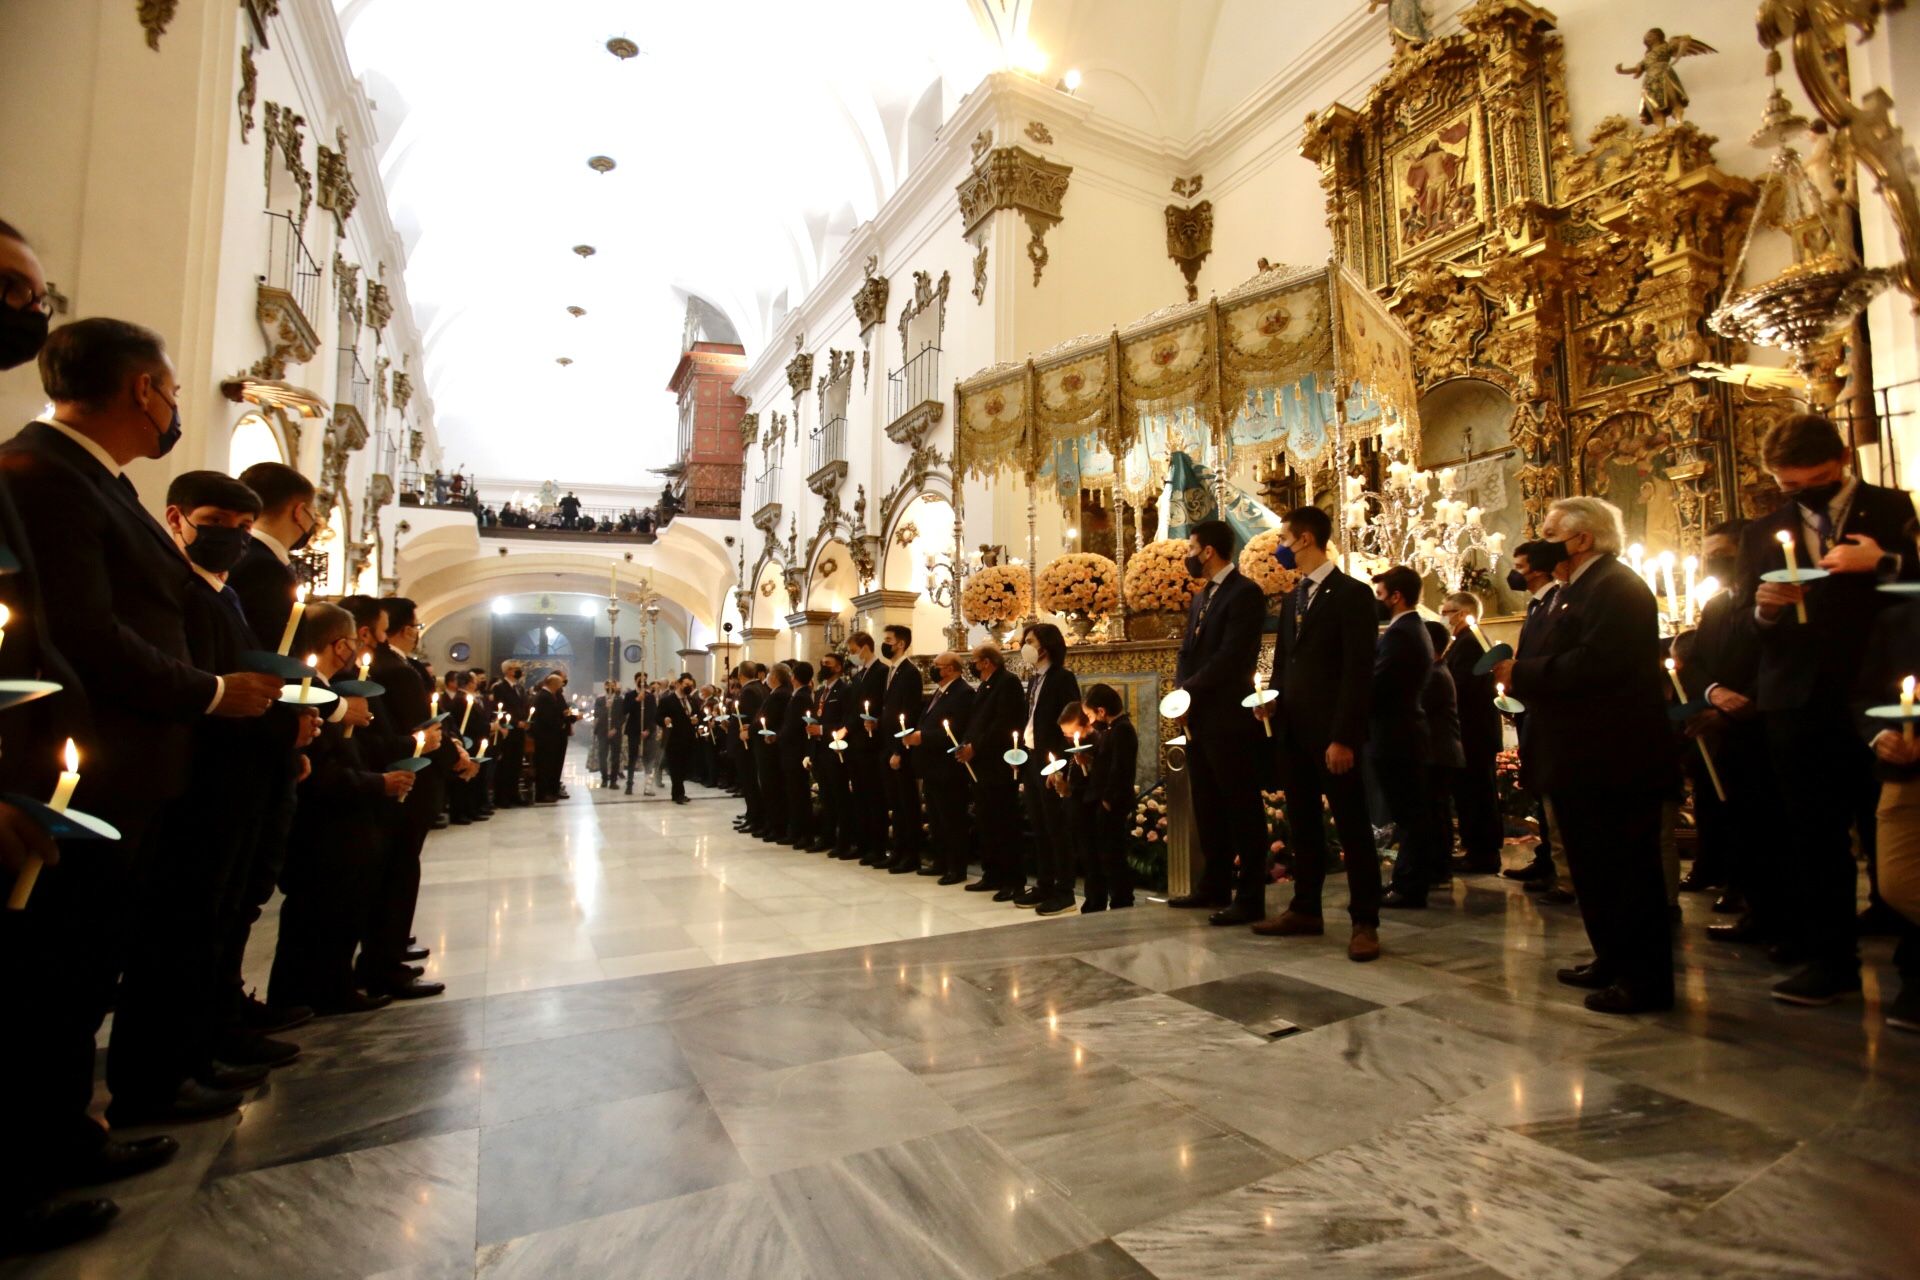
[16,755,1920,1279]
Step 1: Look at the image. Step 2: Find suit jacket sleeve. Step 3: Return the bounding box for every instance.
[1373,623,1428,723]
[1180,577,1263,696]
[1331,583,1375,747]
[1510,565,1658,699]
[0,463,218,717]
[1101,720,1138,809]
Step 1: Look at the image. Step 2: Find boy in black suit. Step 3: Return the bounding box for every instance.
[1079,683,1137,912]
[1736,414,1919,1006]
[1372,565,1438,909]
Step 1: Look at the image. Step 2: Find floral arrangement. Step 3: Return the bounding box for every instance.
[961,563,1031,626]
[1125,788,1171,891]
[1238,529,1301,597]
[1038,552,1120,617]
[1123,539,1205,613]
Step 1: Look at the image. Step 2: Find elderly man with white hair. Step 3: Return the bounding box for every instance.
[1492,496,1676,1014]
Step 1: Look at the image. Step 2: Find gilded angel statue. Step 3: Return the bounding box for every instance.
[1367,0,1429,54]
[1616,28,1716,129]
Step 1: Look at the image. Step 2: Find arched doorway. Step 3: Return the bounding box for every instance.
[228,412,285,474]
[1416,377,1521,613]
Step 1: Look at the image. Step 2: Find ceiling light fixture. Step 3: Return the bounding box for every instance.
[572,244,596,258]
[605,37,639,60]
[566,305,586,317]
[555,357,574,366]
[1060,68,1082,93]
[587,155,616,174]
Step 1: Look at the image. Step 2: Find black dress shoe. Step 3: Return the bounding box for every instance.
[402,944,430,962]
[887,860,918,875]
[376,976,446,1000]
[1167,892,1228,909]
[105,1079,243,1127]
[1556,961,1613,990]
[1013,887,1045,908]
[992,887,1020,902]
[199,1061,270,1091]
[1209,904,1263,926]
[964,879,999,892]
[1584,984,1672,1015]
[1,1198,118,1254]
[215,1030,300,1068]
[66,1135,178,1186]
[1380,889,1428,909]
[1771,962,1862,1006]
[1706,917,1770,945]
[313,990,393,1016]
[938,873,967,886]
[1036,896,1077,916]
[916,864,944,876]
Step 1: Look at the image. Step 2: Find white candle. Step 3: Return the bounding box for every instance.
[357,651,371,682]
[7,739,80,910]
[459,695,474,735]
[0,601,10,652]
[1775,530,1808,623]
[1668,659,1727,800]
[476,736,488,758]
[1682,556,1699,626]
[299,653,316,702]
[1465,614,1493,652]
[277,586,308,656]
[412,729,426,758]
[1903,675,1915,742]
[48,738,79,814]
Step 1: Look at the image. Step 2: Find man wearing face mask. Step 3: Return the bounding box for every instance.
[232,463,318,653]
[846,632,890,865]
[1502,539,1569,896]
[1015,622,1079,910]
[0,218,52,375]
[1736,414,1919,1006]
[879,626,928,874]
[958,643,1026,898]
[1492,497,1675,1014]
[659,672,701,804]
[1169,519,1269,924]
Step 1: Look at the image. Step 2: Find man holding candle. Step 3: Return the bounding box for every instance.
[812,653,854,853]
[732,663,769,827]
[528,672,574,804]
[230,462,318,653]
[845,632,890,865]
[1437,591,1504,875]
[1856,599,1920,1032]
[1737,414,1918,1005]
[757,663,795,841]
[913,651,976,884]
[1168,519,1269,925]
[1501,540,1568,894]
[491,662,532,806]
[959,643,1026,899]
[1016,622,1078,911]
[778,661,816,839]
[880,625,929,874]
[658,672,700,804]
[1371,566,1440,909]
[1493,496,1675,1014]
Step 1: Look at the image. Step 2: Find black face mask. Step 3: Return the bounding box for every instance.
[1183,553,1206,578]
[183,522,251,573]
[0,304,49,370]
[1704,555,1737,584]
[147,390,182,458]
[880,641,896,660]
[1373,597,1392,624]
[289,508,316,552]
[1791,481,1842,513]
[1505,568,1529,592]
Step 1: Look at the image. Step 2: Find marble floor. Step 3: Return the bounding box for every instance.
[10,748,1920,1279]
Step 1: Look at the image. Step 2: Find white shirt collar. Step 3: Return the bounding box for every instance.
[251,527,291,565]
[1304,560,1336,587]
[1529,581,1556,601]
[1209,563,1234,586]
[1566,553,1602,585]
[39,417,123,478]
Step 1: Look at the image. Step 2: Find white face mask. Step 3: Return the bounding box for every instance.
[1021,641,1040,666]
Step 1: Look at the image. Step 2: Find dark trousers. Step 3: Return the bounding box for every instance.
[108,787,262,1103]
[758,745,785,833]
[668,741,691,801]
[495,729,526,806]
[886,751,925,864]
[1190,732,1270,910]
[363,778,435,979]
[215,763,295,1028]
[601,729,623,784]
[1552,786,1673,1002]
[1449,753,1503,864]
[1021,763,1074,894]
[817,750,853,850]
[1083,805,1133,909]
[973,776,1021,886]
[737,740,762,820]
[1283,743,1382,925]
[924,771,971,877]
[533,733,566,799]
[1766,704,1874,966]
[781,757,813,842]
[850,749,887,857]
[269,824,384,1008]
[1701,723,1777,920]
[1379,751,1440,899]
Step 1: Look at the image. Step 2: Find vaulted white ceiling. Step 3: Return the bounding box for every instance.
[334,0,1340,483]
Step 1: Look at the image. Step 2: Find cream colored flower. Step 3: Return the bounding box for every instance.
[1038,553,1120,616]
[1123,539,1206,613]
[1239,529,1301,597]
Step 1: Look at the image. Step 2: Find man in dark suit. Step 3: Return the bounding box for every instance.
[1736,414,1918,1005]
[528,672,573,802]
[959,643,1026,898]
[1421,618,1467,890]
[847,633,890,864]
[1496,496,1676,1014]
[1856,597,1920,1034]
[780,660,816,845]
[622,671,650,796]
[1438,591,1503,874]
[492,662,530,807]
[733,664,768,829]
[657,672,699,803]
[1251,507,1382,961]
[365,597,448,1000]
[911,651,976,883]
[0,321,283,1187]
[230,462,317,652]
[1015,622,1079,910]
[1169,518,1269,924]
[757,664,794,841]
[1372,565,1439,909]
[1503,539,1567,893]
[812,653,854,851]
[879,626,929,874]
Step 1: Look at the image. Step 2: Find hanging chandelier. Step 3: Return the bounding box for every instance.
[1339,419,1504,590]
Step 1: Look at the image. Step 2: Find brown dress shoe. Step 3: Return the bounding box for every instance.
[1251,910,1324,937]
[1348,926,1381,962]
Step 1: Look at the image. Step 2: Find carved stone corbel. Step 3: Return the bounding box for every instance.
[364,267,393,335]
[955,144,1072,288]
[333,254,362,324]
[262,103,312,232]
[238,44,258,143]
[137,0,178,50]
[1165,200,1213,302]
[392,370,413,413]
[785,335,812,430]
[316,127,359,234]
[851,256,889,389]
[251,286,320,380]
[738,410,759,451]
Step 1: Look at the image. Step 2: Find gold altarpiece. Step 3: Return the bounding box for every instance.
[1303,0,1806,540]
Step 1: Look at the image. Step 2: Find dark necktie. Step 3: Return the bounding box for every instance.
[1293,577,1311,636]
[1193,581,1218,631]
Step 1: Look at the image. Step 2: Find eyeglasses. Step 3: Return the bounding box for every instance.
[1,272,52,316]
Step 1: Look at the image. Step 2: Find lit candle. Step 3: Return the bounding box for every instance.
[1495,680,1506,701]
[12,740,82,909]
[412,729,426,758]
[1628,544,1644,572]
[357,651,371,682]
[430,692,440,717]
[944,717,977,781]
[476,736,488,758]
[276,585,308,656]
[1682,555,1699,626]
[1903,675,1915,742]
[899,712,907,733]
[299,653,316,702]
[1465,614,1493,652]
[459,695,475,735]
[1775,530,1808,623]
[1667,657,1727,800]
[0,601,10,651]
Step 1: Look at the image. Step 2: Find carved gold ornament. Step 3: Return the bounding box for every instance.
[138,0,178,50]
[956,145,1072,288]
